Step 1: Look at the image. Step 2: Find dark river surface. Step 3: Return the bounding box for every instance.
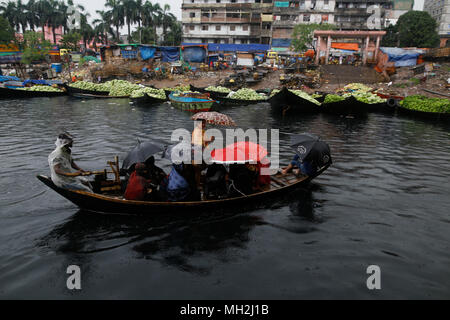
[0,96,449,299]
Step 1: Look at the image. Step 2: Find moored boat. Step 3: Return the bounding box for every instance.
[131,93,167,106]
[0,86,67,99]
[396,104,450,120]
[268,87,321,114]
[169,92,216,112]
[63,83,110,96]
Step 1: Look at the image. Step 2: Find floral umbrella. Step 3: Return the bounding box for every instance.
[191,111,236,127]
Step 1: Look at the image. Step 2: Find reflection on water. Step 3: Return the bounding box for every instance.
[1,97,450,299]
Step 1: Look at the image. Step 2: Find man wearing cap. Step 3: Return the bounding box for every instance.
[48,132,93,192]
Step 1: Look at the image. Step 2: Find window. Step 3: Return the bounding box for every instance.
[216,25,221,30]
[202,25,209,31]
[190,25,195,30]
[190,12,195,18]
[230,25,236,31]
[231,0,236,2]
[243,25,249,31]
[303,14,310,22]
[216,0,220,2]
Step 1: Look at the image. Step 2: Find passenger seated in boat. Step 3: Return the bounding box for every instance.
[204,163,228,199]
[160,164,200,202]
[228,164,255,196]
[124,163,153,201]
[245,161,271,192]
[144,156,166,186]
[282,154,317,177]
[192,119,214,189]
[48,132,93,192]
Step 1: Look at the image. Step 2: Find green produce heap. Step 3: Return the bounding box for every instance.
[17,85,64,92]
[400,95,450,113]
[205,86,231,94]
[342,91,387,104]
[230,88,266,101]
[270,89,320,105]
[130,87,165,99]
[324,94,345,104]
[69,81,110,92]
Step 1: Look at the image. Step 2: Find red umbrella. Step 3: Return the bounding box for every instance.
[211,141,268,164]
[191,111,236,126]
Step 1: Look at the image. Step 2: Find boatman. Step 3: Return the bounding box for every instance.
[48,132,93,192]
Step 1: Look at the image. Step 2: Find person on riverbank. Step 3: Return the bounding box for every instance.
[48,132,92,192]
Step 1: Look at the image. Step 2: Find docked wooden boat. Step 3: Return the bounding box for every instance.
[70,92,129,99]
[169,92,215,112]
[321,95,368,115]
[131,93,167,106]
[268,87,321,114]
[396,104,450,121]
[0,86,67,99]
[36,164,330,215]
[164,85,192,99]
[63,84,110,96]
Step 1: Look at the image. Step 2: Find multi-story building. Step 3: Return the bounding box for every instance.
[385,0,414,26]
[182,0,389,46]
[424,0,450,36]
[334,1,392,30]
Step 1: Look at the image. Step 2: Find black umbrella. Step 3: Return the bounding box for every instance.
[290,133,332,168]
[122,140,167,170]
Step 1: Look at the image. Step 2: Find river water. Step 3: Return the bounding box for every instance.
[0,96,449,299]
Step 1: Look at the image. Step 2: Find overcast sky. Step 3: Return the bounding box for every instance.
[75,0,182,20]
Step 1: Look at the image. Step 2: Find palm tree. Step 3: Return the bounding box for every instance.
[0,1,21,32]
[26,0,40,31]
[94,10,113,46]
[134,0,143,43]
[79,12,94,49]
[122,0,137,42]
[105,0,124,42]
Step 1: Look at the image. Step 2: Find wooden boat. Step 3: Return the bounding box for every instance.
[268,87,321,114]
[131,93,167,106]
[0,86,67,98]
[164,85,192,99]
[70,92,129,99]
[321,95,368,115]
[169,92,215,112]
[63,83,110,96]
[36,164,331,215]
[396,104,450,121]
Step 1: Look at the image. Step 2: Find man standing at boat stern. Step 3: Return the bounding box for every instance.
[48,132,93,192]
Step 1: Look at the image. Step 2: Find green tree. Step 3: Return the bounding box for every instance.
[396,11,439,48]
[131,26,155,44]
[0,16,15,44]
[105,0,124,42]
[292,23,335,53]
[60,31,81,51]
[21,30,52,64]
[381,24,398,47]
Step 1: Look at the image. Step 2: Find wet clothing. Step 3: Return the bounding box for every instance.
[48,144,92,192]
[124,171,149,201]
[166,165,190,202]
[291,154,317,176]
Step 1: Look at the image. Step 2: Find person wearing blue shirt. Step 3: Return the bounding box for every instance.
[281,154,317,177]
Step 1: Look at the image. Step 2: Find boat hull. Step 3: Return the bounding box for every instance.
[36,164,330,215]
[0,86,67,98]
[268,87,320,114]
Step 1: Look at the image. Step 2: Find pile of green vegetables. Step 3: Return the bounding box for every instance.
[230,88,266,101]
[324,94,345,104]
[342,92,387,104]
[18,86,64,92]
[69,81,110,92]
[400,95,450,113]
[130,87,166,99]
[103,80,141,97]
[206,86,231,94]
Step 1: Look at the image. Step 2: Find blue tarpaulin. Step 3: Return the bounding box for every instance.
[139,46,156,60]
[271,38,291,47]
[380,47,424,67]
[0,75,20,82]
[182,43,270,53]
[22,79,50,86]
[121,50,138,59]
[182,46,207,63]
[160,46,180,62]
